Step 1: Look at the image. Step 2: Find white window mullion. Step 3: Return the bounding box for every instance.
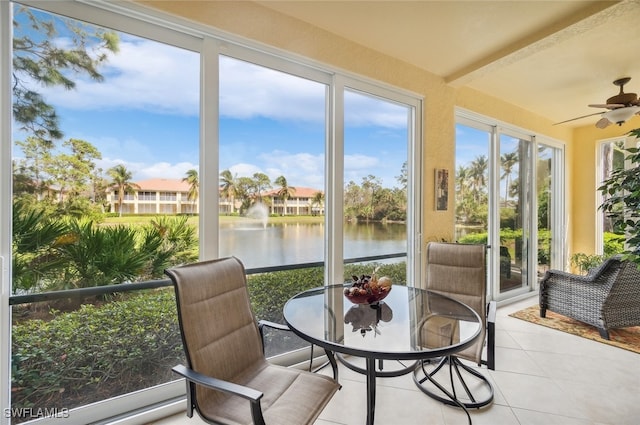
[1,2,13,423]
[200,37,219,261]
[407,102,423,287]
[326,76,345,286]
[489,126,501,301]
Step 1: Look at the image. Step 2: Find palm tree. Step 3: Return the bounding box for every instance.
[500,152,518,205]
[469,155,488,202]
[274,175,295,215]
[182,169,199,214]
[220,169,237,214]
[107,164,138,217]
[311,191,324,216]
[252,172,271,203]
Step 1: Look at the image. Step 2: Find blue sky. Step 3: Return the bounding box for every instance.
[13,7,410,191]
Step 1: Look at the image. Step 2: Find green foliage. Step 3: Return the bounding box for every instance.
[458,229,552,265]
[11,290,182,411]
[247,262,407,323]
[12,199,70,292]
[344,175,407,222]
[248,268,325,323]
[604,232,625,257]
[56,220,150,288]
[570,253,607,275]
[458,232,488,245]
[13,264,408,410]
[345,262,407,286]
[12,200,198,292]
[139,216,199,277]
[537,229,551,264]
[598,128,640,266]
[13,6,119,141]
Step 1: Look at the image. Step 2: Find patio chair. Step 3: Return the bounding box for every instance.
[166,257,339,425]
[413,242,496,411]
[539,256,640,340]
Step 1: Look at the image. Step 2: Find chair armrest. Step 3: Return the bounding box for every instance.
[486,300,496,324]
[485,301,496,370]
[541,269,600,285]
[258,320,290,332]
[172,364,263,402]
[258,320,292,348]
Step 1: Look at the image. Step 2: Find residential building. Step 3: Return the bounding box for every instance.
[105,179,324,216]
[107,178,198,215]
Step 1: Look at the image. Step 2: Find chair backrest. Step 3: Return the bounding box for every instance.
[605,259,640,308]
[166,257,266,404]
[424,242,487,362]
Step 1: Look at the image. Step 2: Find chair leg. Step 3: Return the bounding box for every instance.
[598,328,610,340]
[413,356,494,410]
[486,321,495,371]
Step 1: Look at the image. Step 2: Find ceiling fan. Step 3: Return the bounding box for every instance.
[554,77,640,128]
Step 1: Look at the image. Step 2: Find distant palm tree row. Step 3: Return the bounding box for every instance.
[13,135,405,221]
[455,151,519,225]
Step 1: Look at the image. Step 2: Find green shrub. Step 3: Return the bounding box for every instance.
[569,253,606,275]
[11,290,182,412]
[247,262,407,323]
[12,263,409,415]
[603,232,625,257]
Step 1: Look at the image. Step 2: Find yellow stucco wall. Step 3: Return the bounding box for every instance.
[138,0,634,260]
[571,116,640,257]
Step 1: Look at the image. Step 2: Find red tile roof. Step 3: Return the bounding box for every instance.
[131,179,322,198]
[135,178,191,192]
[263,187,323,197]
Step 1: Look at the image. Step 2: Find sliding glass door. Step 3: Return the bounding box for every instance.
[498,131,532,294]
[536,141,564,276]
[455,113,565,301]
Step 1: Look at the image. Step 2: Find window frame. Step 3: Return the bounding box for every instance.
[2,1,424,423]
[595,134,636,255]
[455,108,566,301]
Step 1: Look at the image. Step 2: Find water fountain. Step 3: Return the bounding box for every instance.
[245,202,269,229]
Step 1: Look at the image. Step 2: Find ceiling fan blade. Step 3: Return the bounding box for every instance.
[553,111,603,125]
[595,117,611,129]
[588,103,625,109]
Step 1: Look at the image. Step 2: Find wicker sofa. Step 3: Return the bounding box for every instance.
[539,256,640,339]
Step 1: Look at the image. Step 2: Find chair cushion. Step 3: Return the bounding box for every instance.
[198,362,339,425]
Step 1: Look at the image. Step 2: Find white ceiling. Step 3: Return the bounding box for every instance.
[256,0,640,128]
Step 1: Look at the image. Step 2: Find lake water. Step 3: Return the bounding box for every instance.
[219,221,407,269]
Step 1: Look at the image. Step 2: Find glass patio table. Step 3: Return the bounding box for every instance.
[283,283,481,425]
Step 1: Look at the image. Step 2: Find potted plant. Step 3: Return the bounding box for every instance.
[598,128,640,266]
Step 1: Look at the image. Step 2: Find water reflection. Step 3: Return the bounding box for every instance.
[220,222,406,269]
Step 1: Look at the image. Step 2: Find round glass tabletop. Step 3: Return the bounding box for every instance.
[283,284,482,361]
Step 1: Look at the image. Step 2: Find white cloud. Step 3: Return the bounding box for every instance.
[344,91,409,129]
[259,151,325,189]
[138,161,198,180]
[229,163,263,178]
[37,36,408,128]
[220,56,325,123]
[17,26,408,187]
[40,35,200,116]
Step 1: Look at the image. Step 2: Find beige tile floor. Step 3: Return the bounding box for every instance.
[150,296,640,425]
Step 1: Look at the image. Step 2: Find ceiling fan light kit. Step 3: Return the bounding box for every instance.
[556,77,640,128]
[603,106,640,126]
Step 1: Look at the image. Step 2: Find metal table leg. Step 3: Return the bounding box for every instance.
[365,357,376,425]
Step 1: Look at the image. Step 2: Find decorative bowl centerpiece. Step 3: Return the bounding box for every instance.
[344,270,392,305]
